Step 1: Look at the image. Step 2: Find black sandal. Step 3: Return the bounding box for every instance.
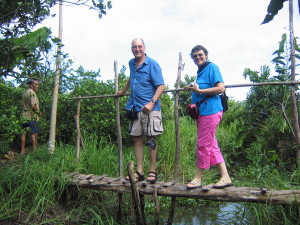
[125,171,145,182]
[147,171,158,184]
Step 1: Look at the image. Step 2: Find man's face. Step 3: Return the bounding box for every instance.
[192,50,208,67]
[30,80,39,92]
[131,39,145,59]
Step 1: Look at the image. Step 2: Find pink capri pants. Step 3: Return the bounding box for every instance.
[196,111,224,169]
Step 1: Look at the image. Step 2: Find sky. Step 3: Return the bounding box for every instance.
[37,0,300,101]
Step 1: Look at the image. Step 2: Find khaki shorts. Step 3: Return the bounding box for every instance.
[129,111,163,136]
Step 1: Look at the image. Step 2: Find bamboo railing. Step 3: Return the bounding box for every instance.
[69,56,300,224]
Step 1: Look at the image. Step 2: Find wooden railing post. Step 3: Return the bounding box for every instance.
[114,60,123,177]
[75,96,81,164]
[168,52,183,225]
[114,60,125,224]
[128,162,146,225]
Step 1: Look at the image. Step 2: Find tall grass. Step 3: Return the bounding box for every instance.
[1,117,299,224]
[0,142,120,224]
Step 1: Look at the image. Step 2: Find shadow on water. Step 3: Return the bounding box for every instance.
[161,202,250,225]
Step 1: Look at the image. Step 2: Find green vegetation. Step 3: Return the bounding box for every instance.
[1,115,300,224]
[1,2,300,222]
[1,32,300,223]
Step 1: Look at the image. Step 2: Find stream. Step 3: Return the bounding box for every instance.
[160,202,250,224]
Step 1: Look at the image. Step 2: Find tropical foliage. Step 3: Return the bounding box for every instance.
[1,1,300,223]
[262,0,300,24]
[0,0,112,79]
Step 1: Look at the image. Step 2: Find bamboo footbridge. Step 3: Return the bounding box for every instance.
[65,162,300,225]
[66,170,300,206]
[68,56,300,224]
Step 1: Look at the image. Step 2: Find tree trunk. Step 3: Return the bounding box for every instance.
[48,1,63,153]
[288,0,300,161]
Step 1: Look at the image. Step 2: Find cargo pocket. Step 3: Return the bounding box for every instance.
[153,116,163,133]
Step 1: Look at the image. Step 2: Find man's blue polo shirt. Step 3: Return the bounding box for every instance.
[192,61,224,116]
[126,55,165,112]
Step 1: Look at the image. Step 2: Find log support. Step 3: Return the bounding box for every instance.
[128,162,146,225]
[67,172,300,206]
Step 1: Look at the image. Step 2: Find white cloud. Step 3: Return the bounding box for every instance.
[38,0,300,101]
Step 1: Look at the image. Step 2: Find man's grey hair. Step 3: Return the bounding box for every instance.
[131,38,145,47]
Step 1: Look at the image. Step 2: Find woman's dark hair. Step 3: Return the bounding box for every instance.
[190,45,208,58]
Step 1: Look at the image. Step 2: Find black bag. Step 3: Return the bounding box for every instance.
[125,107,138,120]
[219,92,228,113]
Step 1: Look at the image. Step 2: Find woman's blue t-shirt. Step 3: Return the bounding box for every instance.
[192,62,224,116]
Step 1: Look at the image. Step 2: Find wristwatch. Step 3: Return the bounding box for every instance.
[151,99,157,103]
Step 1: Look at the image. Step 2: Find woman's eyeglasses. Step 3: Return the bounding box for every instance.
[192,53,204,59]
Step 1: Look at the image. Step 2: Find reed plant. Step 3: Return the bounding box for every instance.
[1,116,299,224]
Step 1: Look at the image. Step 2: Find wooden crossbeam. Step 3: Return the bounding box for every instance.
[65,173,300,205]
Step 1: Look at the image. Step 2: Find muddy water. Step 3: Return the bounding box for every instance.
[161,203,250,224]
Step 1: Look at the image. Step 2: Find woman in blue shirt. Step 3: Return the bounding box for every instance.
[184,45,232,189]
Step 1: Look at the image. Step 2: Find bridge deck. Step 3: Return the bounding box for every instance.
[65,173,300,205]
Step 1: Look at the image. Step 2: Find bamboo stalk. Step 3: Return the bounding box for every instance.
[128,162,146,225]
[168,52,183,225]
[117,192,123,224]
[288,0,300,161]
[153,187,160,225]
[173,51,183,180]
[68,81,300,100]
[114,60,124,224]
[75,97,81,163]
[114,60,123,177]
[74,115,85,152]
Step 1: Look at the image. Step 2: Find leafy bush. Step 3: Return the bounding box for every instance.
[0,79,24,150]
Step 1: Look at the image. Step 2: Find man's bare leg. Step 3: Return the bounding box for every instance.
[133,135,144,176]
[31,133,37,152]
[146,136,157,182]
[21,133,26,155]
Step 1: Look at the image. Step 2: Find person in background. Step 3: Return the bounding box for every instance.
[21,78,41,155]
[184,45,232,189]
[117,38,165,183]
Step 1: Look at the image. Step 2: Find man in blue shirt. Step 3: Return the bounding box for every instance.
[117,38,165,183]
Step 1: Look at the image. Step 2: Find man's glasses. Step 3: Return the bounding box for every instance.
[192,53,204,59]
[132,45,143,49]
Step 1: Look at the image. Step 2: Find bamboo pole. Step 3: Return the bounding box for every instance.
[75,97,81,163]
[114,60,123,177]
[167,52,183,225]
[74,115,85,152]
[288,0,300,161]
[173,52,183,179]
[128,162,146,225]
[68,81,300,100]
[114,60,124,224]
[153,187,160,225]
[80,133,85,151]
[117,192,123,224]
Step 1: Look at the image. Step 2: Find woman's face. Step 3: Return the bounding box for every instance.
[192,50,208,67]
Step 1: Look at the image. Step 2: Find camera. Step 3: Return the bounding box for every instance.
[125,107,138,120]
[145,138,156,150]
